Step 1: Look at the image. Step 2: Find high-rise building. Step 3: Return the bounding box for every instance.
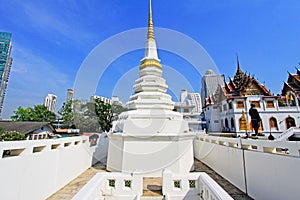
[0,32,13,116]
[175,91,203,131]
[201,69,225,106]
[111,96,123,106]
[179,90,202,113]
[66,89,74,101]
[44,94,57,113]
[90,95,112,104]
[180,89,188,102]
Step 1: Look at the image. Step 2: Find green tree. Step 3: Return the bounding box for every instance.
[94,98,113,132]
[73,100,101,133]
[11,105,56,122]
[112,104,128,116]
[58,100,74,126]
[0,128,26,141]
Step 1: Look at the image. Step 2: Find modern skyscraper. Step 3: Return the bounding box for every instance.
[111,96,123,106]
[201,69,225,106]
[90,95,112,104]
[0,32,13,116]
[179,90,202,113]
[66,89,74,101]
[44,94,57,113]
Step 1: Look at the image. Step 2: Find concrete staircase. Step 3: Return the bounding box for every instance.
[142,177,163,200]
[140,197,164,200]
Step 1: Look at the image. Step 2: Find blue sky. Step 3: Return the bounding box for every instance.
[1,0,300,119]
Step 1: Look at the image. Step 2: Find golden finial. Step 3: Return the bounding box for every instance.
[147,0,155,40]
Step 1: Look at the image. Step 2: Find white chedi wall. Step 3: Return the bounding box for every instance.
[107,64,195,176]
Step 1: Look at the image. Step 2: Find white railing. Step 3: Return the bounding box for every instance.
[72,172,143,200]
[0,136,89,158]
[0,136,94,200]
[199,173,233,200]
[194,133,300,200]
[74,170,233,200]
[196,133,300,157]
[163,170,233,200]
[275,127,300,141]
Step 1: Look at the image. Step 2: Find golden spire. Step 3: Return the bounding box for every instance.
[147,0,155,40]
[140,0,162,70]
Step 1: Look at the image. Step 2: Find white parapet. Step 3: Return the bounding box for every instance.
[194,133,300,200]
[163,170,233,200]
[73,172,143,200]
[0,136,94,200]
[73,170,233,200]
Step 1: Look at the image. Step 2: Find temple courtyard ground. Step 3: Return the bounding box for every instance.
[47,159,252,200]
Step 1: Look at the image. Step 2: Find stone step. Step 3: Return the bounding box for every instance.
[140,196,164,200]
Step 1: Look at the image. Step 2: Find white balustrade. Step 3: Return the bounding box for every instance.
[194,133,300,199]
[0,136,94,200]
[74,170,233,200]
[196,133,300,157]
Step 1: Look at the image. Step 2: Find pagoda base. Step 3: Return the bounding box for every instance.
[106,133,195,177]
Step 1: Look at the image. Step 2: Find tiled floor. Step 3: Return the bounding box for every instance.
[47,162,106,200]
[194,159,253,200]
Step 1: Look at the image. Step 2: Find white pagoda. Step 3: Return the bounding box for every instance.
[107,0,195,176]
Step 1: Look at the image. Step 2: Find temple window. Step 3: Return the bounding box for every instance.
[250,100,261,108]
[228,102,233,109]
[225,118,229,129]
[236,100,245,108]
[269,117,279,131]
[285,116,296,129]
[265,100,275,108]
[231,118,235,129]
[223,104,227,111]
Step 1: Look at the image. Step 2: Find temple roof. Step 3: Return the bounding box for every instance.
[223,58,271,97]
[281,68,300,99]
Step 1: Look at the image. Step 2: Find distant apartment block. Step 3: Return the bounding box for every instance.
[179,89,202,113]
[90,95,112,104]
[201,69,225,107]
[44,94,57,113]
[0,32,13,116]
[111,96,123,105]
[66,89,74,101]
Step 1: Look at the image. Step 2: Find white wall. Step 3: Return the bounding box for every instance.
[245,150,300,200]
[0,136,94,200]
[107,133,195,177]
[194,136,246,192]
[194,134,300,200]
[92,133,109,165]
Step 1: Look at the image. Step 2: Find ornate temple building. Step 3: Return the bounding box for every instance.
[281,68,300,107]
[204,58,300,137]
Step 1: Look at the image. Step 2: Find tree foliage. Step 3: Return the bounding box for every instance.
[11,105,56,122]
[112,104,128,117]
[58,98,127,133]
[73,100,101,133]
[58,100,74,126]
[0,128,26,141]
[94,98,113,132]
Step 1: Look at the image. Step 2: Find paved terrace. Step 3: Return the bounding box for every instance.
[47,160,252,200]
